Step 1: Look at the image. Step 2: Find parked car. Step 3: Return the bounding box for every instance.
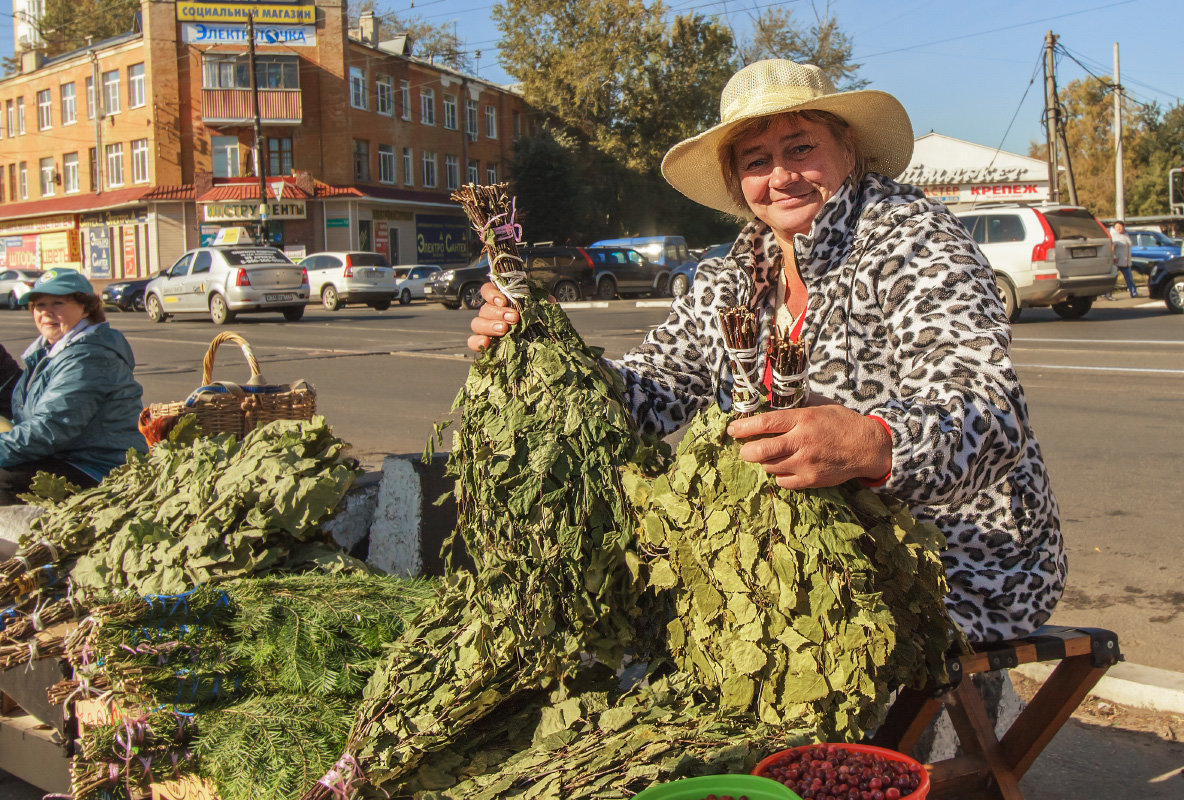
[300,251,397,311]
[956,204,1116,321]
[425,245,596,309]
[144,246,309,325]
[392,264,443,305]
[591,236,698,297]
[669,242,732,298]
[0,269,43,309]
[585,246,669,299]
[1147,256,1184,313]
[101,277,153,312]
[1127,229,1182,275]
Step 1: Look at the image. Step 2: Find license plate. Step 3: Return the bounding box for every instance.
[265,293,293,302]
[1071,246,1097,258]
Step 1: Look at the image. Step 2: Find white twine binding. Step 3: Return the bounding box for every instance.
[724,344,764,414]
[40,540,60,563]
[770,366,810,408]
[489,264,529,303]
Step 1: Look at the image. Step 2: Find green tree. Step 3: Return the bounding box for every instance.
[739,3,867,89]
[509,127,592,243]
[20,0,139,59]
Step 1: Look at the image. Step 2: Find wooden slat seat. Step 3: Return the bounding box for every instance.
[870,625,1122,800]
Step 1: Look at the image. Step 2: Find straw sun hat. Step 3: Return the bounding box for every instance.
[661,59,914,217]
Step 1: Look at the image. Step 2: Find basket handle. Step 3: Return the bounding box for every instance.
[201,332,267,386]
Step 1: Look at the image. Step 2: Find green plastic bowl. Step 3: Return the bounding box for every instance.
[632,773,801,800]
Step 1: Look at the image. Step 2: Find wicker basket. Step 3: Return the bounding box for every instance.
[140,332,316,443]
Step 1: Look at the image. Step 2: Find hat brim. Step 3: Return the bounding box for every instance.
[661,89,914,217]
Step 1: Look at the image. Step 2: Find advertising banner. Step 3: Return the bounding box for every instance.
[123,228,138,277]
[415,215,471,263]
[39,231,81,268]
[87,228,113,278]
[373,222,390,261]
[0,235,39,268]
[182,22,316,46]
[176,3,315,24]
[0,215,75,236]
[202,199,307,222]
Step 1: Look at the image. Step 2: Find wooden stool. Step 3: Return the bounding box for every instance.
[870,625,1122,800]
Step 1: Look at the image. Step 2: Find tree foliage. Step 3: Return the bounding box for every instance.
[349,0,473,72]
[739,3,867,90]
[19,0,139,59]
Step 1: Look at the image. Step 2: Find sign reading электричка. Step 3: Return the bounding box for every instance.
[176,2,315,25]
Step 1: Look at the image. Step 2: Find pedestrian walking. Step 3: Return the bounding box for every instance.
[1111,220,1137,298]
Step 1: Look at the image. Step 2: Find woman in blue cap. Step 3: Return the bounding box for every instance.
[0,269,147,503]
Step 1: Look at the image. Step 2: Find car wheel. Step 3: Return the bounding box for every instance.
[596,277,617,301]
[1051,297,1094,320]
[282,305,305,322]
[6,292,17,310]
[656,275,671,298]
[670,273,691,297]
[146,293,167,323]
[399,289,411,306]
[372,298,393,311]
[460,283,485,310]
[133,292,146,312]
[321,285,342,311]
[996,275,1021,323]
[209,294,235,325]
[552,280,580,304]
[1166,276,1184,314]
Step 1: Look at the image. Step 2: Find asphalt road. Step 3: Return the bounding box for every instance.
[0,297,1180,672]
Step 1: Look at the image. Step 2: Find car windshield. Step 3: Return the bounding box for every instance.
[1043,209,1104,241]
[348,253,390,267]
[222,248,292,266]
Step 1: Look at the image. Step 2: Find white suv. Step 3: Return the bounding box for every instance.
[957,204,1116,321]
[300,251,397,311]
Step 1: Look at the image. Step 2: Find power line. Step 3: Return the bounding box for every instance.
[985,43,1046,170]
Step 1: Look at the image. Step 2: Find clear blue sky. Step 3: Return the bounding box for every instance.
[3,0,1180,157]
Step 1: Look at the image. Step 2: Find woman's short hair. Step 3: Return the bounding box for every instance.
[717,109,870,217]
[27,291,106,323]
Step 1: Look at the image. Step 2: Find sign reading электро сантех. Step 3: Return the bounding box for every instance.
[176,2,315,25]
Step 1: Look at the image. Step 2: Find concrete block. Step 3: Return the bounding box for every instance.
[324,481,379,554]
[1015,661,1184,716]
[366,456,424,577]
[0,505,44,560]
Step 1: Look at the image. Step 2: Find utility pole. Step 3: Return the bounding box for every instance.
[247,15,269,243]
[89,39,103,195]
[1043,31,1060,203]
[1113,42,1125,222]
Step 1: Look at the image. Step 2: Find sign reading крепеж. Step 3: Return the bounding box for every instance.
[176,3,315,24]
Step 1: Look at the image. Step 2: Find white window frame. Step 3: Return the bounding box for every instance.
[399,80,411,120]
[486,164,498,184]
[378,144,395,184]
[444,154,459,191]
[4,101,11,138]
[467,160,479,185]
[128,63,145,108]
[484,105,497,139]
[39,156,55,197]
[211,136,239,178]
[36,89,51,130]
[420,88,435,125]
[465,98,478,141]
[131,138,149,184]
[18,162,27,199]
[85,77,95,119]
[16,98,25,134]
[60,82,76,125]
[422,151,437,188]
[62,152,79,193]
[376,75,394,116]
[353,139,370,181]
[402,147,413,186]
[105,143,123,187]
[102,69,120,115]
[349,67,367,110]
[443,94,457,130]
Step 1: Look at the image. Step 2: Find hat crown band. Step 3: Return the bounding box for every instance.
[721,86,825,124]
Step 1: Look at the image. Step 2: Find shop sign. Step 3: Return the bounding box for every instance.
[123,228,138,276]
[39,231,81,267]
[0,214,76,236]
[416,215,471,262]
[202,199,306,222]
[176,3,315,24]
[968,183,1043,198]
[371,208,414,222]
[87,228,113,278]
[283,244,307,261]
[0,236,40,268]
[182,22,316,46]
[919,182,1048,205]
[325,218,349,228]
[79,209,148,228]
[373,223,390,260]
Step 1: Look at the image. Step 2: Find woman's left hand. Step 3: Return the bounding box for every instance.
[725,398,892,490]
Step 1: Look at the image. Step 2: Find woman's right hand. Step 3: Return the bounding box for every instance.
[467,282,520,351]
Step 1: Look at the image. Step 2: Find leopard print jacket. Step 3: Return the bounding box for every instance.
[611,173,1066,643]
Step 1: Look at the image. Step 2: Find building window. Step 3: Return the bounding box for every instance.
[467,159,479,185]
[444,155,459,191]
[211,136,239,177]
[15,98,25,134]
[2,101,9,137]
[484,105,497,139]
[465,98,478,141]
[422,151,437,188]
[257,57,298,88]
[513,110,522,139]
[376,75,393,116]
[60,82,76,125]
[443,94,457,130]
[201,55,298,89]
[18,162,27,199]
[420,88,435,125]
[353,139,369,181]
[63,152,78,193]
[39,157,54,197]
[85,77,95,119]
[128,63,145,108]
[7,164,15,201]
[486,164,498,184]
[349,67,367,110]
[36,89,51,130]
[399,80,411,120]
[268,137,292,176]
[131,139,149,184]
[402,147,413,186]
[105,143,123,187]
[378,144,395,184]
[88,148,97,191]
[102,69,120,115]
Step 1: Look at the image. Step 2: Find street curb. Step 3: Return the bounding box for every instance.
[1015,661,1184,715]
[634,299,674,308]
[558,301,610,310]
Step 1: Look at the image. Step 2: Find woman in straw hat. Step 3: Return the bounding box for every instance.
[470,59,1063,645]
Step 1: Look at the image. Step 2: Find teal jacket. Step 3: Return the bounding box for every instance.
[0,322,148,478]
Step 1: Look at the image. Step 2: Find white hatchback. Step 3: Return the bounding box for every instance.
[392,265,442,305]
[300,251,397,311]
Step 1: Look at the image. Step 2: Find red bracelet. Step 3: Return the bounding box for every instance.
[860,415,892,487]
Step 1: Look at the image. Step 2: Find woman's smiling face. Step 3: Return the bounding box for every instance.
[30,295,87,345]
[734,114,854,243]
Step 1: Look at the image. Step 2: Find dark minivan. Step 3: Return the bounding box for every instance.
[424,245,596,309]
[585,246,670,299]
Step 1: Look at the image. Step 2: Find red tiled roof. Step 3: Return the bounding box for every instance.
[141,185,195,201]
[0,187,149,221]
[197,182,312,202]
[313,180,365,198]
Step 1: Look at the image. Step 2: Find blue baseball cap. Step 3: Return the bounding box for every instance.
[18,269,95,305]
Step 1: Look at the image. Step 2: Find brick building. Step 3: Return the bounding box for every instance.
[0,0,533,284]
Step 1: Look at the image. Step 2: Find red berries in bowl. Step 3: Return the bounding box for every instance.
[752,743,929,800]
